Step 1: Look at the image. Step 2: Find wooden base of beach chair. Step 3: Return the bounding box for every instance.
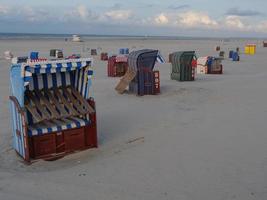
[29,123,97,160]
[27,99,97,162]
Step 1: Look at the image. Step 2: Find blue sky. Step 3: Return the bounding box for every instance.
[0,0,266,37]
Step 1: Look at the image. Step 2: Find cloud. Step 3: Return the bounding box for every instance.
[105,10,133,20]
[76,5,90,19]
[64,5,97,22]
[224,15,246,30]
[0,4,52,23]
[0,5,9,15]
[18,6,51,22]
[152,11,218,29]
[226,7,263,17]
[255,21,267,32]
[154,13,169,25]
[177,11,218,28]
[1,3,267,35]
[168,4,190,10]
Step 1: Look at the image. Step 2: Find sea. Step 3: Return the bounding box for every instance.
[0,32,261,42]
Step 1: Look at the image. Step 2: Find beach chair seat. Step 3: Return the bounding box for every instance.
[28,116,90,136]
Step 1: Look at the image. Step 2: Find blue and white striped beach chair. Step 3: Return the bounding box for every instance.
[9,58,97,163]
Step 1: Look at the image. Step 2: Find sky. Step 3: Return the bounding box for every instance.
[0,0,266,37]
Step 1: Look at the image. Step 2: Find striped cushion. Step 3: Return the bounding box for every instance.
[28,117,90,136]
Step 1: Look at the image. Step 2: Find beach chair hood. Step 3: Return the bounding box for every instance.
[10,58,93,106]
[170,51,196,81]
[128,49,159,71]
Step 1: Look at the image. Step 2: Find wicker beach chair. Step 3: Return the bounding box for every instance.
[9,58,97,163]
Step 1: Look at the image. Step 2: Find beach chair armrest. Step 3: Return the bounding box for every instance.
[86,98,96,114]
[9,96,25,114]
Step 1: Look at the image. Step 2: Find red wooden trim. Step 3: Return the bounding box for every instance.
[88,98,97,148]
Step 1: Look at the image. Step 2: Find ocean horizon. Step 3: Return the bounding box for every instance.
[0,32,264,41]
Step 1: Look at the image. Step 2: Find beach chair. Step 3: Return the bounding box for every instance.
[91,49,97,56]
[170,51,196,81]
[219,51,225,59]
[197,57,209,74]
[232,52,240,62]
[207,57,223,74]
[119,48,130,55]
[50,49,64,59]
[108,55,128,77]
[245,44,256,55]
[115,49,161,96]
[101,53,108,61]
[115,49,160,96]
[9,58,97,163]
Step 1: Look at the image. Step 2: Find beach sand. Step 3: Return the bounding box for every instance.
[0,38,267,200]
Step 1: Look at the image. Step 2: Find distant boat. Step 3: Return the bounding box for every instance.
[72,35,82,42]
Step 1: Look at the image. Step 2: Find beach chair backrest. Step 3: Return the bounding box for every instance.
[128,49,158,71]
[19,59,93,125]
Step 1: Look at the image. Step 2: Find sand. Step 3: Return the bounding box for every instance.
[0,38,267,200]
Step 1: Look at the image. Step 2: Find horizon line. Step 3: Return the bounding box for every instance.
[0,32,266,40]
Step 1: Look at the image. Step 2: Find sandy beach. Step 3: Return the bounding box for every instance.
[0,38,267,200]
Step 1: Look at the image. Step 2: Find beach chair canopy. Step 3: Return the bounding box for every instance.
[170,51,196,81]
[10,58,94,135]
[170,51,196,74]
[10,58,93,107]
[128,49,159,71]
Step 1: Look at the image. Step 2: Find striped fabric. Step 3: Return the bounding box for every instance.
[22,58,93,87]
[28,67,90,98]
[26,67,92,126]
[24,59,93,99]
[157,53,165,63]
[28,117,90,136]
[10,100,26,157]
[23,58,94,136]
[128,49,159,71]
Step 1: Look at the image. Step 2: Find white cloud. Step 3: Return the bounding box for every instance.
[63,5,97,23]
[224,15,246,30]
[151,11,218,29]
[105,10,133,20]
[178,11,218,28]
[154,13,169,25]
[77,5,90,20]
[1,4,267,35]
